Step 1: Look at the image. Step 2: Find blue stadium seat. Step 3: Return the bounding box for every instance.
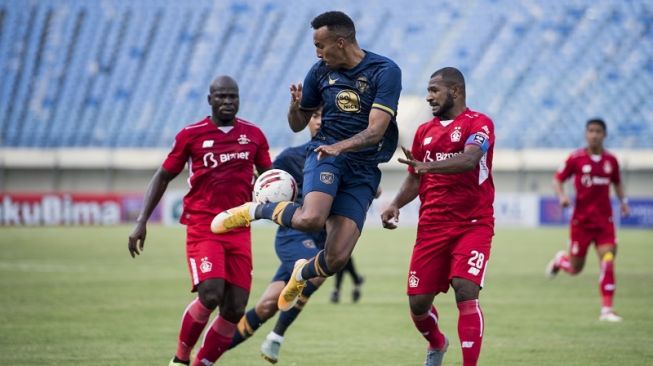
[0,0,651,148]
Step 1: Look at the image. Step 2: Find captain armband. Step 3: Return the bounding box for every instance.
[465,132,490,153]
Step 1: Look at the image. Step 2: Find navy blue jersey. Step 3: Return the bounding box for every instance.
[300,51,402,164]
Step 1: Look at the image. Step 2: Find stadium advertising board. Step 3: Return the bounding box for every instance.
[0,193,160,226]
[539,197,653,228]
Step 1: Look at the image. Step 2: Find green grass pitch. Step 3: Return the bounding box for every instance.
[1,225,651,365]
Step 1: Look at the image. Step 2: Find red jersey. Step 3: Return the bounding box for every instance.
[162,117,272,226]
[409,108,495,226]
[555,148,620,228]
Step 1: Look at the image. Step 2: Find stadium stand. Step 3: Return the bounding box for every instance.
[0,0,652,149]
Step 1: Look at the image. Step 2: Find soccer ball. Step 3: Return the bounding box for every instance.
[253,169,298,203]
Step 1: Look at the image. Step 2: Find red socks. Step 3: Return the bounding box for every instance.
[192,316,237,366]
[599,252,616,309]
[411,305,446,350]
[176,298,212,362]
[457,299,484,366]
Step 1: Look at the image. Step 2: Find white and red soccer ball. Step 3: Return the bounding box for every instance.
[253,169,298,203]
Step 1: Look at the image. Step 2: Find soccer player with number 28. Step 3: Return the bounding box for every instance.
[381,67,495,366]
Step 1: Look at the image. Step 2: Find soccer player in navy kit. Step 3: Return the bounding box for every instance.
[212,11,402,312]
[229,109,326,364]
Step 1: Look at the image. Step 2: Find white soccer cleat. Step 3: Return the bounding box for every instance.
[545,250,566,279]
[599,311,623,322]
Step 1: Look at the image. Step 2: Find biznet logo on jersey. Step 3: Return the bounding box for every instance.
[435,151,463,161]
[203,151,250,168]
[0,195,121,226]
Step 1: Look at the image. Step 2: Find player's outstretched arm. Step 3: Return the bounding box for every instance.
[398,144,484,175]
[287,83,314,132]
[552,178,570,208]
[314,109,391,159]
[128,167,178,258]
[381,172,420,229]
[614,182,630,216]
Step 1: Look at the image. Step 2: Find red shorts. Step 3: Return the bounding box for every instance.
[186,224,252,292]
[569,221,616,258]
[407,222,493,295]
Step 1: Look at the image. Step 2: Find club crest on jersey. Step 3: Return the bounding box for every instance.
[423,137,432,145]
[202,140,214,148]
[200,257,212,273]
[336,90,361,113]
[451,126,462,142]
[408,271,420,288]
[604,161,612,174]
[302,239,317,249]
[582,164,592,173]
[356,76,369,94]
[238,134,250,145]
[320,172,335,185]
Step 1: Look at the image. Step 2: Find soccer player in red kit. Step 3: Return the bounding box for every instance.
[127,75,272,366]
[545,118,630,322]
[381,67,494,366]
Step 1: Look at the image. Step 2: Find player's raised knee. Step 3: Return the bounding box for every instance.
[295,212,326,232]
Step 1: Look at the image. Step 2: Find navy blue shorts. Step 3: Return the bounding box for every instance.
[271,227,325,282]
[303,150,381,232]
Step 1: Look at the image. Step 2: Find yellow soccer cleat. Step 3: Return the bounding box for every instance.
[210,202,255,234]
[278,259,308,311]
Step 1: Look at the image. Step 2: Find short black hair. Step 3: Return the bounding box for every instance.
[431,67,465,87]
[311,11,356,41]
[586,118,607,133]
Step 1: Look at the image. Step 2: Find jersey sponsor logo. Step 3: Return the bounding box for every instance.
[604,161,612,174]
[335,90,361,113]
[199,257,212,273]
[328,75,339,85]
[423,137,432,145]
[408,271,420,288]
[582,164,592,173]
[434,151,463,161]
[461,341,475,348]
[451,126,462,142]
[319,172,335,184]
[356,75,369,93]
[220,151,251,163]
[238,134,251,145]
[302,239,317,249]
[203,152,218,168]
[581,174,611,187]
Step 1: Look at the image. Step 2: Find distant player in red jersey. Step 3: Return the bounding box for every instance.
[127,75,272,366]
[381,67,494,366]
[545,118,630,322]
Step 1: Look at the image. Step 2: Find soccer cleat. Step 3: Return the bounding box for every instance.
[330,289,340,304]
[545,250,566,279]
[599,311,623,322]
[423,337,449,366]
[168,357,189,366]
[210,202,255,234]
[278,259,308,311]
[260,338,282,364]
[352,276,364,303]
